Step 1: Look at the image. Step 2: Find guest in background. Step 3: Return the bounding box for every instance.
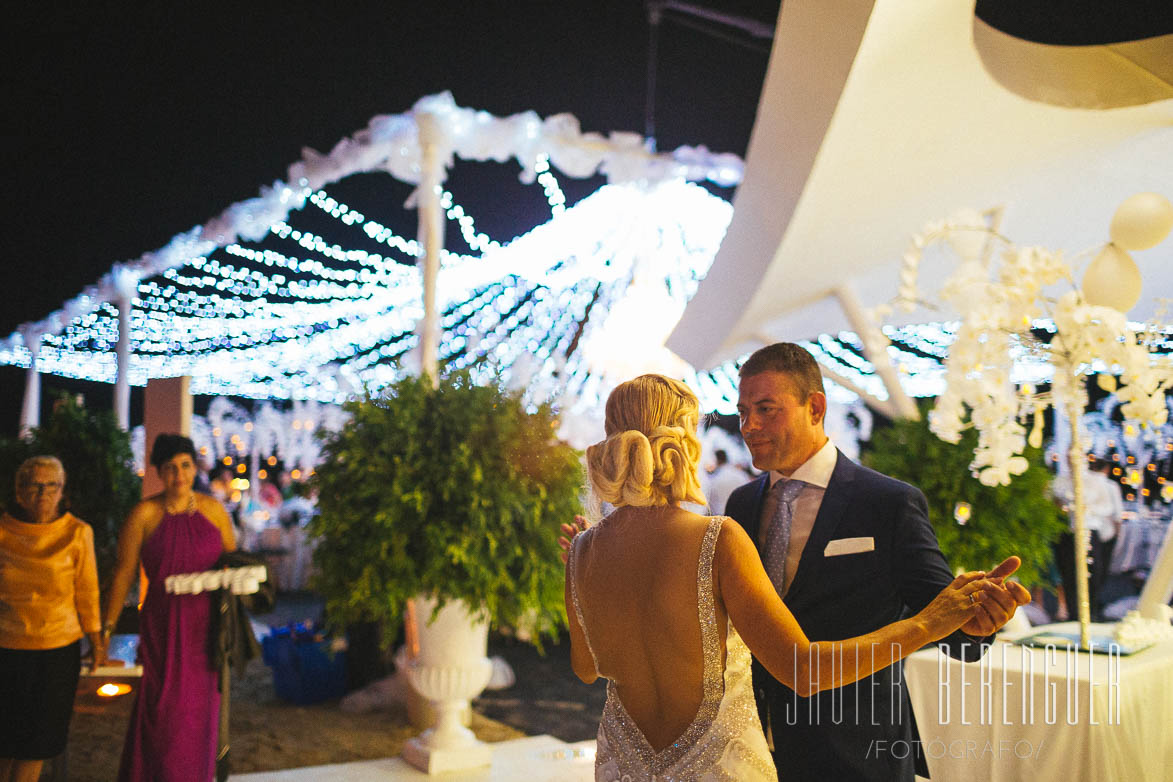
[0,456,102,782]
[100,434,235,782]
[1092,459,1124,596]
[277,482,318,591]
[277,469,298,501]
[259,477,283,513]
[705,448,750,516]
[208,465,235,506]
[1051,456,1124,621]
[208,464,246,538]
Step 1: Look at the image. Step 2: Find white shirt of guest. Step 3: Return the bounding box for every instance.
[1052,468,1124,541]
[757,438,838,597]
[707,463,749,517]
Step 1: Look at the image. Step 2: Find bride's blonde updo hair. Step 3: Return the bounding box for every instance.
[587,374,706,508]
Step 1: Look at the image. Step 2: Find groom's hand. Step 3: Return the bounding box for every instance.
[559,515,590,564]
[960,556,1031,637]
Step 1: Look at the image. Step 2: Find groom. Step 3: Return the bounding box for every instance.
[727,342,1029,781]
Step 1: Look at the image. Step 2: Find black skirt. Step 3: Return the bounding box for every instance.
[0,641,81,759]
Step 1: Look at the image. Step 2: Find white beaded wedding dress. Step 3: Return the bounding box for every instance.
[568,516,777,781]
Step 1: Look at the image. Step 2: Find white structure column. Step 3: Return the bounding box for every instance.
[141,376,193,498]
[115,289,133,430]
[415,110,447,387]
[18,327,42,437]
[111,267,139,430]
[835,283,919,420]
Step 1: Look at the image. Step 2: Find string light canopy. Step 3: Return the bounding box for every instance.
[6,177,730,405]
[0,93,746,426]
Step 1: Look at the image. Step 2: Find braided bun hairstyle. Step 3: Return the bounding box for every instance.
[586,375,707,508]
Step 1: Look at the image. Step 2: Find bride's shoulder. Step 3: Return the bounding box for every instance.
[667,505,713,522]
[711,515,756,557]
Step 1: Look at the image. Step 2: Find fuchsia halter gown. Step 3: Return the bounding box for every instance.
[119,507,223,782]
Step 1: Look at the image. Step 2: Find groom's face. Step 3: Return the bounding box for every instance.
[737,370,826,475]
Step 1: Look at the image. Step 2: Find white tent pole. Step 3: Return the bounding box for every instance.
[750,330,899,416]
[250,440,261,513]
[817,366,897,420]
[19,328,42,437]
[834,284,919,420]
[115,290,132,430]
[416,111,446,388]
[1138,519,1173,622]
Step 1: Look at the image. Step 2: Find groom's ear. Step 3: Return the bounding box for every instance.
[808,391,827,426]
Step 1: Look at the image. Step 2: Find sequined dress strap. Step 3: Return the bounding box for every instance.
[696,516,725,699]
[568,526,600,678]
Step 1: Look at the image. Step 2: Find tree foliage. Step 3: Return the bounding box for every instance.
[0,394,141,587]
[862,403,1065,589]
[309,372,583,649]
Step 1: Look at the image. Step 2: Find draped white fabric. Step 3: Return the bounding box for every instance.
[905,625,1173,781]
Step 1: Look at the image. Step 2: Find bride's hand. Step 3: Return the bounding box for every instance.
[559,515,590,564]
[916,571,999,640]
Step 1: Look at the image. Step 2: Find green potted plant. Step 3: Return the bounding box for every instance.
[862,402,1066,590]
[308,370,582,769]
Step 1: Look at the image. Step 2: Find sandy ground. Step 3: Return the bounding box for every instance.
[49,594,604,780]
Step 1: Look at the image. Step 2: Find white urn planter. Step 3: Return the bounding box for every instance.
[401,594,494,774]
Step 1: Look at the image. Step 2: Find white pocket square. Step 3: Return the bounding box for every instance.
[824,537,875,556]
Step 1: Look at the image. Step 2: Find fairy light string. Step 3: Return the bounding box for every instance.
[18,177,735,415]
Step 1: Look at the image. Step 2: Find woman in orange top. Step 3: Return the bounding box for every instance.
[0,456,103,782]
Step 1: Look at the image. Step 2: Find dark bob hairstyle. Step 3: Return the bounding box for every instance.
[150,433,198,469]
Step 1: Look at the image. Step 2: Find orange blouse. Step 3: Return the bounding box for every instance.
[0,511,101,649]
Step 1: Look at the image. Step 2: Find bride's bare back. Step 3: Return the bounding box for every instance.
[566,506,727,751]
[566,506,1003,755]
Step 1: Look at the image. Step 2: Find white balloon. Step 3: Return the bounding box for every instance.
[1109,192,1173,251]
[1082,244,1142,312]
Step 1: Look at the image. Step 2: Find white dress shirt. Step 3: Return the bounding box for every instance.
[757,438,838,596]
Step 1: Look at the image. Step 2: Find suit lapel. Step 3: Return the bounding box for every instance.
[741,473,771,550]
[786,450,858,600]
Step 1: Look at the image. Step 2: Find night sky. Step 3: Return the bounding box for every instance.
[3,1,777,336]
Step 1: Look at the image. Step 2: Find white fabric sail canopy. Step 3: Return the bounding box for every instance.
[668,0,1173,371]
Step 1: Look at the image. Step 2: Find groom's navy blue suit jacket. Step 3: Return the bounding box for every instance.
[724,450,992,781]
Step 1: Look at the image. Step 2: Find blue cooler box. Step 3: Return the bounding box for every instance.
[261,626,347,705]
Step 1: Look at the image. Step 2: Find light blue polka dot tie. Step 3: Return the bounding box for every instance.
[764,479,806,596]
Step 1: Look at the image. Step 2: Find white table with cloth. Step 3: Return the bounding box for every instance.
[904,623,1173,781]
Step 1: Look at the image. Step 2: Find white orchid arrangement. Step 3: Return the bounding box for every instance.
[875,208,1172,487]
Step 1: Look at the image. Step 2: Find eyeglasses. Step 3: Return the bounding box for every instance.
[27,482,63,494]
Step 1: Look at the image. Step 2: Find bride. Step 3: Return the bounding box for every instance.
[565,375,1006,781]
